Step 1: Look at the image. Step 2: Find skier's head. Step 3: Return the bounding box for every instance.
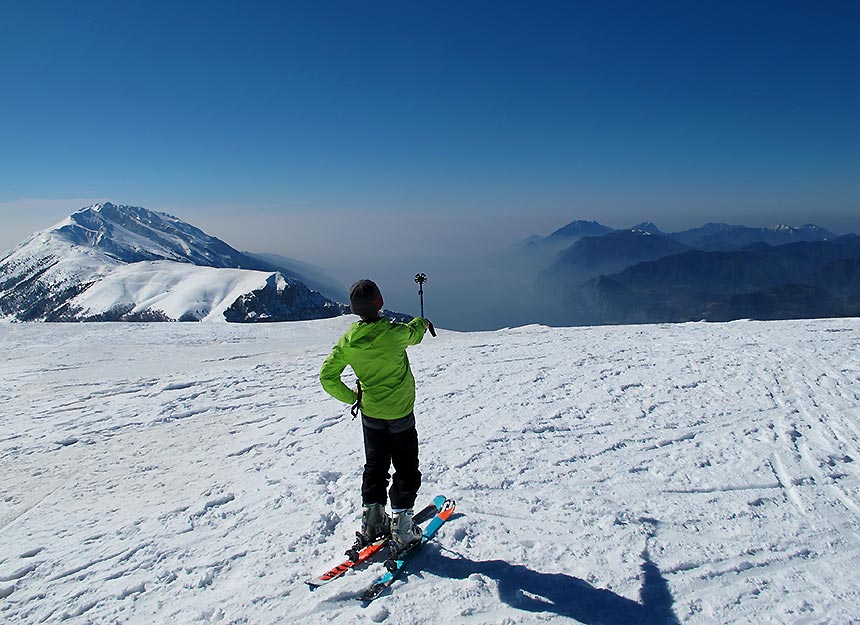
[350,279,384,320]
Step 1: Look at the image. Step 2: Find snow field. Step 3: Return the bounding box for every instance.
[1,317,860,624]
[67,261,279,321]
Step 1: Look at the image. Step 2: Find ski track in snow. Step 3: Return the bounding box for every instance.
[1,318,860,624]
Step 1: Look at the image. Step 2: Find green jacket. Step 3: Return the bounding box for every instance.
[320,317,427,419]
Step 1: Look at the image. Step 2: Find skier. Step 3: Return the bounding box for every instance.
[319,279,431,555]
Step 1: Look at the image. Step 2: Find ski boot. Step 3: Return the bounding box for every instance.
[389,508,422,558]
[346,503,390,561]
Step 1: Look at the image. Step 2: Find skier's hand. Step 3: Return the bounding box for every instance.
[426,319,436,337]
[350,379,362,419]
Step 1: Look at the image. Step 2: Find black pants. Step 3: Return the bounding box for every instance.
[361,412,421,509]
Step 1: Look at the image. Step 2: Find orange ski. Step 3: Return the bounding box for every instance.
[305,496,444,590]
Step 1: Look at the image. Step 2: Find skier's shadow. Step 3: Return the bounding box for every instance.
[419,546,681,625]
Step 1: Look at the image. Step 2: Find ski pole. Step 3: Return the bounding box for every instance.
[415,273,426,317]
[414,273,436,336]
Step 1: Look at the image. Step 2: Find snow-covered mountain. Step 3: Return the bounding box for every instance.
[2,317,859,623]
[46,202,261,267]
[0,202,345,322]
[629,221,662,234]
[668,222,835,249]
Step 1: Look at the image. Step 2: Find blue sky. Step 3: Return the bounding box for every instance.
[2,1,859,273]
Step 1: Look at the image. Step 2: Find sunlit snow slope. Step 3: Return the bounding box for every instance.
[1,318,859,624]
[0,202,342,322]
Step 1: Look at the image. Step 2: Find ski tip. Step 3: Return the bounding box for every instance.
[432,494,447,509]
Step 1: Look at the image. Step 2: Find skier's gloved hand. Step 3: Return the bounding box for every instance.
[425,319,436,337]
[350,379,362,419]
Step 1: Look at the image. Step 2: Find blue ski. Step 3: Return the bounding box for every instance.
[306,495,447,590]
[357,497,456,603]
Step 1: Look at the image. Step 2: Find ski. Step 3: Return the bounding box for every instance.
[357,497,456,603]
[305,495,446,590]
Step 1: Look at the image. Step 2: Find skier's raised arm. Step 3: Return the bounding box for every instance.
[392,316,429,348]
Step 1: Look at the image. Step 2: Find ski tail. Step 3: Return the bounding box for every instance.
[416,496,447,524]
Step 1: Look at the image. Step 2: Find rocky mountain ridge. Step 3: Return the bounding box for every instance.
[0,203,346,323]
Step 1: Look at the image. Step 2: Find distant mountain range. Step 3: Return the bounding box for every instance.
[525,218,858,325]
[3,204,857,327]
[523,220,836,257]
[668,222,836,249]
[568,236,860,325]
[539,229,693,287]
[0,203,347,322]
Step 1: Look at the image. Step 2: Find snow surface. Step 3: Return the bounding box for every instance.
[67,261,278,322]
[2,318,860,624]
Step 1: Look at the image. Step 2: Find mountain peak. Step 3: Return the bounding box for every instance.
[799,223,831,233]
[73,202,172,224]
[1,202,345,322]
[43,202,255,268]
[75,201,119,214]
[547,219,614,240]
[629,222,661,234]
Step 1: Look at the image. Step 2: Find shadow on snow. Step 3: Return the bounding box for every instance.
[418,545,681,625]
